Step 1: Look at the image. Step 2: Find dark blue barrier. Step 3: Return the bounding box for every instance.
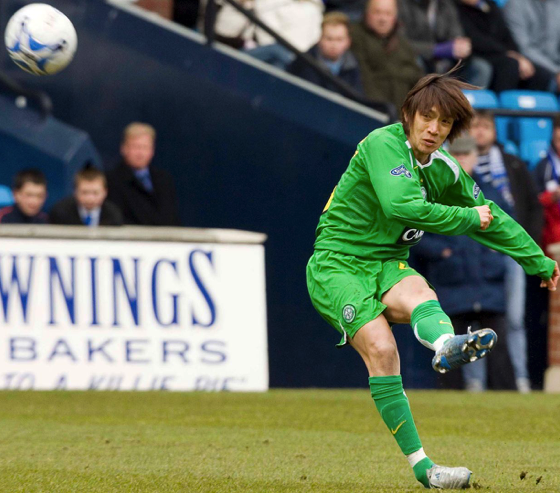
[0,0,435,388]
[0,93,101,207]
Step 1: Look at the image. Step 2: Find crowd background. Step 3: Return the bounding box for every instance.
[1,0,560,391]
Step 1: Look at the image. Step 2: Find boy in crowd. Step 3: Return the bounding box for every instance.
[49,168,123,226]
[0,169,48,224]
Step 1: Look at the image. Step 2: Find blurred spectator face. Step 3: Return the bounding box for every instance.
[451,151,478,175]
[13,182,47,217]
[460,0,479,5]
[121,133,155,171]
[470,115,496,153]
[366,0,397,38]
[553,127,560,155]
[75,178,107,211]
[319,23,351,61]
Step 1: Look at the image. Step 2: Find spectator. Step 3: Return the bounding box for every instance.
[107,123,181,227]
[214,0,256,50]
[412,135,515,391]
[504,0,560,93]
[287,13,364,96]
[245,0,324,69]
[470,110,542,393]
[456,0,552,93]
[397,0,492,87]
[534,117,560,255]
[0,169,48,224]
[50,168,123,227]
[349,0,422,110]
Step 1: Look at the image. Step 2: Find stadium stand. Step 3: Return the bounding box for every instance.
[0,185,14,208]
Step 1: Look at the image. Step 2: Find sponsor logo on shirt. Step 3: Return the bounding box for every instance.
[473,183,481,199]
[397,227,425,245]
[390,164,412,179]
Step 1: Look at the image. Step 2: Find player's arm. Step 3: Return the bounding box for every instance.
[362,134,480,235]
[441,165,557,284]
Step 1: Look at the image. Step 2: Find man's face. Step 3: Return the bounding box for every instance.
[318,24,351,61]
[451,150,478,174]
[365,0,397,38]
[460,0,479,5]
[75,179,107,211]
[13,182,47,217]
[470,116,496,152]
[552,128,560,155]
[407,106,454,163]
[120,134,155,170]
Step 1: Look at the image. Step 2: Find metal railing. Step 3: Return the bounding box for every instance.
[0,70,52,118]
[203,0,398,121]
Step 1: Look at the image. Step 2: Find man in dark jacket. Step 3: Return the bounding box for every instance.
[470,110,543,393]
[288,12,364,97]
[412,135,516,391]
[349,0,422,110]
[456,0,552,92]
[50,168,123,227]
[0,169,48,224]
[107,123,181,227]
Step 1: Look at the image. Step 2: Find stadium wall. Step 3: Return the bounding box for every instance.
[0,0,437,388]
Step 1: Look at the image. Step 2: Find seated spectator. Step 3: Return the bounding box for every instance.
[0,169,48,224]
[214,0,256,50]
[50,168,123,227]
[412,135,515,391]
[349,0,422,110]
[504,0,560,92]
[456,0,552,93]
[107,123,181,227]
[287,13,364,96]
[397,0,492,87]
[245,0,324,69]
[534,117,560,255]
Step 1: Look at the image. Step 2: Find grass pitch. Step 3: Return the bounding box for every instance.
[0,390,558,492]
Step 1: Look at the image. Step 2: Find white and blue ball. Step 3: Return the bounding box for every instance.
[4,3,77,75]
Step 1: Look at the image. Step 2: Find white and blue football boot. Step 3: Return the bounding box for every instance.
[432,327,497,374]
[426,464,472,489]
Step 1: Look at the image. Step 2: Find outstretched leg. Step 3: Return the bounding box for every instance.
[350,314,470,489]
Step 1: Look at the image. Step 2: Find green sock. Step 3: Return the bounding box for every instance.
[369,375,433,486]
[411,300,454,350]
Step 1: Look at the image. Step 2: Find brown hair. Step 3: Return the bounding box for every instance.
[74,167,107,190]
[553,115,560,130]
[321,12,350,31]
[473,109,495,126]
[401,66,478,143]
[12,168,47,191]
[122,122,156,144]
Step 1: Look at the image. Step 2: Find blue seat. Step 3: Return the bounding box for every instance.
[503,140,519,156]
[493,0,509,7]
[463,89,499,109]
[0,185,14,208]
[520,140,549,169]
[495,116,511,144]
[499,90,559,111]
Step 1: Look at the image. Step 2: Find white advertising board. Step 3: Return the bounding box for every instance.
[0,237,268,391]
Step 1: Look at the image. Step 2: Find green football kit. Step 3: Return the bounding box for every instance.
[306,121,555,488]
[307,122,555,345]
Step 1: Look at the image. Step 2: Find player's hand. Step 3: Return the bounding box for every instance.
[541,262,560,291]
[474,205,493,230]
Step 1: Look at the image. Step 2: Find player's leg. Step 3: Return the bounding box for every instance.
[381,271,497,373]
[350,316,471,489]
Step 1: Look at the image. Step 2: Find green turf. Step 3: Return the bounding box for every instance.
[0,390,558,492]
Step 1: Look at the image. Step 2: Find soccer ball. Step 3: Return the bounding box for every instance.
[4,3,77,75]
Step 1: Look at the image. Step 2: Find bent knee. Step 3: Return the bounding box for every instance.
[365,339,399,363]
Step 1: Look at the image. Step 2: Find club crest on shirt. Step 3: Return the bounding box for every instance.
[473,183,481,199]
[342,304,356,323]
[390,164,412,179]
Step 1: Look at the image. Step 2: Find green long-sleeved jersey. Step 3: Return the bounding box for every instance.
[315,123,555,279]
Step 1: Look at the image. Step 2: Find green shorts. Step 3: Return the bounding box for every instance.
[306,249,427,347]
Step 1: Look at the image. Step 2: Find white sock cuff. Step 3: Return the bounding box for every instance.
[433,333,453,352]
[406,447,427,468]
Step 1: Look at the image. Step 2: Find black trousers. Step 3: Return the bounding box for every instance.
[436,311,516,390]
[484,55,553,93]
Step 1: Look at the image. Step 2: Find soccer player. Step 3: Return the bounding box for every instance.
[306,70,560,489]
